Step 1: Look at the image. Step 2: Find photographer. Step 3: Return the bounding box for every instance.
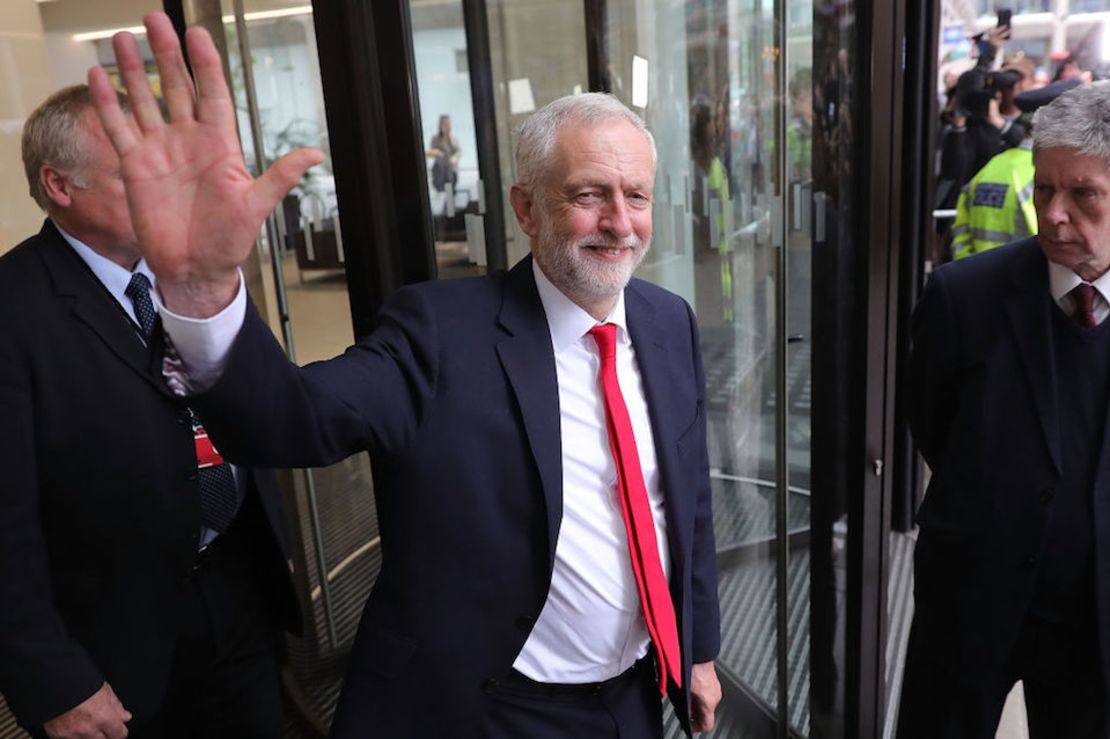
[940,25,1025,191]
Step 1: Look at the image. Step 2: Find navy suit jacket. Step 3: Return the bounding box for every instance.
[193,256,721,736]
[909,236,1110,689]
[0,221,298,727]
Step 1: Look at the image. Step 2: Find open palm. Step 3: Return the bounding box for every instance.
[88,12,322,317]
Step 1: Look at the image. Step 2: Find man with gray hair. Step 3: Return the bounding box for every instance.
[87,11,721,739]
[899,81,1110,736]
[0,84,299,738]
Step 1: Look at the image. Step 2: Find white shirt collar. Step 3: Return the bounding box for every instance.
[54,221,155,305]
[531,258,629,354]
[1047,259,1110,305]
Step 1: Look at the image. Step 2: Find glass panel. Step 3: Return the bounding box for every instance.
[785,0,814,734]
[593,0,787,731]
[216,1,379,729]
[479,0,856,735]
[485,0,589,266]
[807,1,862,735]
[410,0,487,278]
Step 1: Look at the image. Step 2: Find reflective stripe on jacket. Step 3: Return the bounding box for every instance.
[952,146,1036,260]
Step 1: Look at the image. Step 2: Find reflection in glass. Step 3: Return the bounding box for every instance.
[411,0,487,278]
[220,4,380,731]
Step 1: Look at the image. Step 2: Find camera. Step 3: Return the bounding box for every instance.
[955,67,1022,119]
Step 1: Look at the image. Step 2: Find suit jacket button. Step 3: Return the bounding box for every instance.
[515,616,535,631]
[1025,555,1037,566]
[185,470,198,481]
[1040,488,1055,502]
[482,678,498,694]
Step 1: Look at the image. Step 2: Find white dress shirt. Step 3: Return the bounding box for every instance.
[512,261,669,683]
[158,260,672,683]
[1048,260,1110,326]
[60,223,235,547]
[56,224,156,334]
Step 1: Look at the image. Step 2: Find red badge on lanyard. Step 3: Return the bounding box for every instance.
[193,424,225,469]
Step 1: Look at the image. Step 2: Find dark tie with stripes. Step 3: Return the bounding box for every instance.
[125,272,240,534]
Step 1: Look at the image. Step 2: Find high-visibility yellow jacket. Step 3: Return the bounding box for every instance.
[951,145,1036,260]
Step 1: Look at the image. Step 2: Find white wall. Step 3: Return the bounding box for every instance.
[0,0,55,251]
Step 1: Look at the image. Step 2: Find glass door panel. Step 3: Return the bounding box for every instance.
[217,2,379,730]
[473,0,862,734]
[785,0,815,735]
[410,0,488,278]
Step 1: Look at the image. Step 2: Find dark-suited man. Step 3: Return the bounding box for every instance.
[899,81,1110,737]
[87,12,722,739]
[0,85,299,738]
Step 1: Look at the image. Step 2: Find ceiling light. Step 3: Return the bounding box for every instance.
[72,6,312,42]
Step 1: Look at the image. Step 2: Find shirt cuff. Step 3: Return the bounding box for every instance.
[153,271,247,393]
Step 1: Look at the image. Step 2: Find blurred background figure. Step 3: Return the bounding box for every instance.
[951,78,1082,261]
[428,114,461,196]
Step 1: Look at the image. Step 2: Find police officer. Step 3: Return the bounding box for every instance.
[951,79,1081,260]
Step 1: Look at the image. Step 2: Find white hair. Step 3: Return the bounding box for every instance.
[514,92,657,196]
[1033,81,1110,167]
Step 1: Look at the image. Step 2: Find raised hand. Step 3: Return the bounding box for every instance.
[87,11,323,317]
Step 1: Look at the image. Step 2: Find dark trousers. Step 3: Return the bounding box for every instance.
[134,517,284,739]
[897,614,1106,739]
[30,519,285,739]
[481,657,664,739]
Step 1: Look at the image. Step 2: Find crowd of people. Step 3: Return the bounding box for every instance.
[936,22,1096,263]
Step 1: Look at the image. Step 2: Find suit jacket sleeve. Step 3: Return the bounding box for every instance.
[0,327,103,726]
[192,284,439,467]
[909,268,960,471]
[686,303,721,663]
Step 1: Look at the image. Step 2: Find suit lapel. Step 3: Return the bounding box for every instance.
[495,258,564,564]
[626,284,691,570]
[1004,240,1061,475]
[36,221,175,399]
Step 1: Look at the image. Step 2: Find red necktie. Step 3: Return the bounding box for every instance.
[588,323,682,695]
[1072,283,1098,328]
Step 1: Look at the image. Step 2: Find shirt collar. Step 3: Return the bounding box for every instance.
[54,221,155,303]
[531,258,629,354]
[1047,259,1110,305]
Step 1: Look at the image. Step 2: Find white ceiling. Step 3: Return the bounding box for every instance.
[37,0,312,35]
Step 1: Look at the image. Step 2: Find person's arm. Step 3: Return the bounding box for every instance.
[88,12,321,320]
[908,268,960,469]
[0,330,129,735]
[974,25,1009,70]
[188,285,439,470]
[682,302,722,733]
